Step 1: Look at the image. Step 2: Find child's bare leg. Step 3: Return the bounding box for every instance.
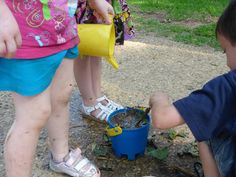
[74,56,96,106]
[198,142,220,177]
[90,56,102,98]
[4,89,51,177]
[90,57,121,109]
[47,59,74,162]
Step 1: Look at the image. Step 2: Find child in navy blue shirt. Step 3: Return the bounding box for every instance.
[149,1,236,177]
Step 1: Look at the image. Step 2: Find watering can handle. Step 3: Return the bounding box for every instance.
[106,126,122,136]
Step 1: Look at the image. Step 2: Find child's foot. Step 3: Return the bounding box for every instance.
[81,96,123,123]
[81,102,112,122]
[49,148,100,177]
[96,95,123,111]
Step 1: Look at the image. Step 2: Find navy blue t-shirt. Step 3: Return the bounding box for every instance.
[174,70,236,177]
[174,70,236,141]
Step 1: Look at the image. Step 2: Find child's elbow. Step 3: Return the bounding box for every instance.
[152,118,159,128]
[151,105,184,129]
[151,109,169,129]
[152,119,169,129]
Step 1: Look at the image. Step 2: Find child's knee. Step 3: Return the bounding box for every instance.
[52,84,73,106]
[35,110,51,130]
[24,104,52,130]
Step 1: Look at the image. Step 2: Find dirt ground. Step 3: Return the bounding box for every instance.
[0,33,228,177]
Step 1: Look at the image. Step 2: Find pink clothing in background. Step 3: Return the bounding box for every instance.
[5,0,79,59]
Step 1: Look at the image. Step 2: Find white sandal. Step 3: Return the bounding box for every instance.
[49,148,100,177]
[96,95,123,111]
[81,102,112,122]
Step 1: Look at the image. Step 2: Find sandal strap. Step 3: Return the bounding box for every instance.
[64,148,99,176]
[96,95,114,110]
[104,102,114,110]
[65,148,82,166]
[96,95,107,102]
[82,103,96,114]
[74,158,90,171]
[82,102,112,122]
[94,103,111,121]
[97,95,123,111]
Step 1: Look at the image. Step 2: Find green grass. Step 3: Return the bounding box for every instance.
[128,0,229,49]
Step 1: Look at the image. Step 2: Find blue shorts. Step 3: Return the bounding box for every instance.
[0,46,79,96]
[208,133,236,177]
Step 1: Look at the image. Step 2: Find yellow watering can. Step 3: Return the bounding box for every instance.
[77,18,119,69]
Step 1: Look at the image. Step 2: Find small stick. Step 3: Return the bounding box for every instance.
[135,107,151,127]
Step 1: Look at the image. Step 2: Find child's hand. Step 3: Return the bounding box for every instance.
[0,2,22,58]
[88,0,114,24]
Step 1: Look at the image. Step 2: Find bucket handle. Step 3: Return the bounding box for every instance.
[106,126,122,136]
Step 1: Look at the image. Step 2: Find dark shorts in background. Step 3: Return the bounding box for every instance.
[208,133,236,177]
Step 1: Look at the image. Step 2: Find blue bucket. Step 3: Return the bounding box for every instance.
[107,108,150,160]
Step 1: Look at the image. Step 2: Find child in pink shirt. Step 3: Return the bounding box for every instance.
[0,0,113,176]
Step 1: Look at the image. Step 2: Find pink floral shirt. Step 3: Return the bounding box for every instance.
[5,0,79,59]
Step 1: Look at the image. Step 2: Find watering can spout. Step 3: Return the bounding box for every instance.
[106,56,119,69]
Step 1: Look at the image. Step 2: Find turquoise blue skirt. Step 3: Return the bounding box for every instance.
[0,46,79,96]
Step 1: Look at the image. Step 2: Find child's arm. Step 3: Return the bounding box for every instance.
[149,92,185,129]
[88,0,114,24]
[0,1,22,58]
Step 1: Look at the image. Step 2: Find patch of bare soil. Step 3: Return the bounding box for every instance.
[0,33,228,177]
